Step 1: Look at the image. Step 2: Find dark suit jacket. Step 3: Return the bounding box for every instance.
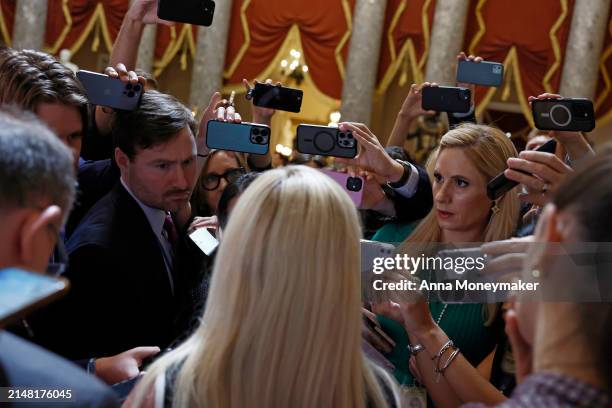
[66,159,120,239]
[0,331,119,407]
[389,162,433,224]
[30,182,206,360]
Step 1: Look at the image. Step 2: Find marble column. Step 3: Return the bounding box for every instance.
[340,0,388,125]
[189,0,234,109]
[12,0,48,50]
[424,0,470,85]
[559,0,611,99]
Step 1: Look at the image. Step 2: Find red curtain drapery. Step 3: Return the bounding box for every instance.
[223,0,355,100]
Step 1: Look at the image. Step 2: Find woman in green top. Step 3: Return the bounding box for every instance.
[339,120,520,407]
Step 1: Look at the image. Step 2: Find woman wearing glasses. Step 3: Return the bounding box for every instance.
[191,150,248,218]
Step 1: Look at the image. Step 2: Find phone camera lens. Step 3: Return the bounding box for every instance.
[252,128,260,136]
[346,177,363,192]
[346,132,353,139]
[260,128,269,136]
[338,132,345,139]
[127,91,135,98]
[134,84,142,92]
[255,135,263,143]
[126,83,133,90]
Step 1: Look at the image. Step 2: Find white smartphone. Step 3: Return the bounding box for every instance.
[189,228,219,256]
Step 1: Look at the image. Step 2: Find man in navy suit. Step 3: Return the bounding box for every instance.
[30,91,208,360]
[0,110,119,407]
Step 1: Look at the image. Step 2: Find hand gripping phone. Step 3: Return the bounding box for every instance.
[157,0,215,27]
[246,83,303,113]
[206,120,270,155]
[487,139,557,200]
[422,86,471,113]
[0,268,69,328]
[456,60,504,87]
[532,98,595,132]
[296,124,357,158]
[320,169,364,207]
[76,70,143,111]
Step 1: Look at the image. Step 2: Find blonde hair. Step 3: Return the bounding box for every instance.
[132,165,399,408]
[388,124,520,322]
[401,123,520,247]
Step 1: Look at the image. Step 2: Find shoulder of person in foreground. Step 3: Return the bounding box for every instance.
[0,331,119,407]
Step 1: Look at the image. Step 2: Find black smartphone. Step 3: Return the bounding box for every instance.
[457,60,504,87]
[206,121,270,155]
[76,70,143,111]
[248,83,303,113]
[532,98,595,132]
[422,86,471,113]
[157,0,215,27]
[487,139,557,200]
[296,124,357,158]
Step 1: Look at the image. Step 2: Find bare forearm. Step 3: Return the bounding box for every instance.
[561,135,594,163]
[387,113,415,148]
[110,15,145,69]
[413,327,506,406]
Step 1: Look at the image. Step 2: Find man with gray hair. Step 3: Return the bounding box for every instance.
[0,109,118,407]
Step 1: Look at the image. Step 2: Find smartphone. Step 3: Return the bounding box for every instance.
[189,227,219,256]
[457,60,504,87]
[422,86,471,113]
[320,169,364,207]
[206,120,270,155]
[157,0,215,27]
[76,70,143,111]
[0,268,69,327]
[532,98,595,132]
[248,83,303,113]
[363,312,396,348]
[360,239,395,274]
[296,124,357,158]
[487,139,557,200]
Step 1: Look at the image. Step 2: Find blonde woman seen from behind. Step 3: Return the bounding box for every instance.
[126,165,401,408]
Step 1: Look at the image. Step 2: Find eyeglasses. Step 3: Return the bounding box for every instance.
[202,167,246,191]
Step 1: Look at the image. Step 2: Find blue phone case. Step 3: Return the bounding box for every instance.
[456,60,504,87]
[76,70,143,110]
[206,121,270,155]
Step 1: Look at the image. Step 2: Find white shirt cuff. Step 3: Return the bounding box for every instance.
[391,162,419,198]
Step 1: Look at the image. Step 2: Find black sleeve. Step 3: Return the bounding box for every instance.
[387,163,433,224]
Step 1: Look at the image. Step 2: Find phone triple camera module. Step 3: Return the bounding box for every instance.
[124,83,137,98]
[250,127,269,145]
[337,131,355,149]
[346,176,363,192]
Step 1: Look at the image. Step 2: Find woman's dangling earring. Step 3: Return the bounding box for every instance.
[491,199,500,215]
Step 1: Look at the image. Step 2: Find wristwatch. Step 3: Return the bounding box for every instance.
[388,159,412,188]
[407,343,425,356]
